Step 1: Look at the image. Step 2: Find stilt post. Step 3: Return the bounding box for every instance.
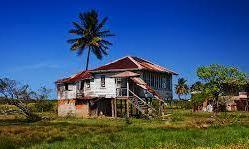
[126,78,130,118]
[114,98,117,118]
[111,98,114,117]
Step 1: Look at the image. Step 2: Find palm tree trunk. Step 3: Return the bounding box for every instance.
[85,47,91,70]
[178,94,181,100]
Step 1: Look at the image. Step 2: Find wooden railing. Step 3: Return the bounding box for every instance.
[76,92,84,98]
[128,90,156,112]
[239,92,248,98]
[116,88,128,97]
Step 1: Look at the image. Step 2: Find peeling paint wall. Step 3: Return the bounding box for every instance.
[58,99,76,117]
[58,99,89,117]
[75,101,89,118]
[84,73,117,98]
[57,84,77,100]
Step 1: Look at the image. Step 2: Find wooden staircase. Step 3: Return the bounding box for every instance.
[115,77,168,118]
[128,90,157,118]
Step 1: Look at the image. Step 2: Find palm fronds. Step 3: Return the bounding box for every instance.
[68,9,114,70]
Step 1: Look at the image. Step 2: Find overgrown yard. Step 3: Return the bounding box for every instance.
[1,111,249,149]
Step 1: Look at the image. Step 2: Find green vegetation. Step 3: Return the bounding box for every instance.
[196,64,248,113]
[1,110,249,149]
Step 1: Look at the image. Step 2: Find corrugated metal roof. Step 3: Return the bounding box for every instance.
[93,57,139,71]
[56,70,92,84]
[111,71,140,78]
[92,56,178,74]
[56,56,178,83]
[131,56,178,74]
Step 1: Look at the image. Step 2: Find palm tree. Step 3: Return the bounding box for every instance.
[175,78,189,100]
[68,10,114,70]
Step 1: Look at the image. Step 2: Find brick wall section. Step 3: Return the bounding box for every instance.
[58,99,89,117]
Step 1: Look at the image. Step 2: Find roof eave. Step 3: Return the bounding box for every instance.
[141,69,178,75]
[91,68,141,73]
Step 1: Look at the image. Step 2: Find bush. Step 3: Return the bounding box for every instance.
[34,100,54,112]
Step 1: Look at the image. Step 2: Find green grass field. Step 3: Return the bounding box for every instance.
[1,110,249,149]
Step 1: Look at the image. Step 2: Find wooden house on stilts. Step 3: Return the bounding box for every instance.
[56,56,178,118]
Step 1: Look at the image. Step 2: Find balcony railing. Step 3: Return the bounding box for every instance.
[239,92,248,98]
[76,92,84,98]
[116,88,128,97]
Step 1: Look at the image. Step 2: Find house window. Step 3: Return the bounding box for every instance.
[80,81,84,90]
[151,74,154,87]
[101,75,105,87]
[167,77,170,90]
[162,78,166,88]
[65,83,69,90]
[86,80,90,88]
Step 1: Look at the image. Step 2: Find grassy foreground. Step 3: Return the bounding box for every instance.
[1,111,249,149]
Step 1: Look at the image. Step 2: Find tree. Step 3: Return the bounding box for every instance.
[175,78,189,100]
[34,86,53,112]
[0,78,41,121]
[36,86,52,100]
[68,9,114,70]
[197,64,248,113]
[190,81,204,93]
[190,81,211,111]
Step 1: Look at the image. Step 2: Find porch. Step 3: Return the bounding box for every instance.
[111,71,167,118]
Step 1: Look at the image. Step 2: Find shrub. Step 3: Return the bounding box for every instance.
[191,94,206,107]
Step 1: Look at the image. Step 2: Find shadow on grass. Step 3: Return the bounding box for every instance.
[0,118,32,126]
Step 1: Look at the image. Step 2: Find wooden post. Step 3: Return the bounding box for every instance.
[127,78,129,97]
[111,98,114,117]
[124,99,127,117]
[159,101,163,116]
[126,78,130,118]
[120,99,122,114]
[126,99,129,118]
[114,98,117,118]
[130,102,133,116]
[146,98,149,115]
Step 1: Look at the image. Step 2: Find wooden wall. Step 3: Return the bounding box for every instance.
[57,70,174,100]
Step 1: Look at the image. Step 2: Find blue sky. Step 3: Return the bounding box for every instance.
[0,0,248,98]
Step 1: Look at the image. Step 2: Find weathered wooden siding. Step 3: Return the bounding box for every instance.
[141,71,173,99]
[84,74,116,98]
[57,84,76,100]
[57,70,173,100]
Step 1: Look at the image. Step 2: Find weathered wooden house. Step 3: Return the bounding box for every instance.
[56,56,177,118]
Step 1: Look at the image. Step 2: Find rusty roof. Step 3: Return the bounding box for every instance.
[132,56,178,74]
[92,56,178,74]
[56,70,92,84]
[56,56,178,83]
[111,71,140,78]
[93,57,139,71]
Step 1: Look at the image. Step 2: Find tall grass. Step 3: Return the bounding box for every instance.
[0,111,249,149]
